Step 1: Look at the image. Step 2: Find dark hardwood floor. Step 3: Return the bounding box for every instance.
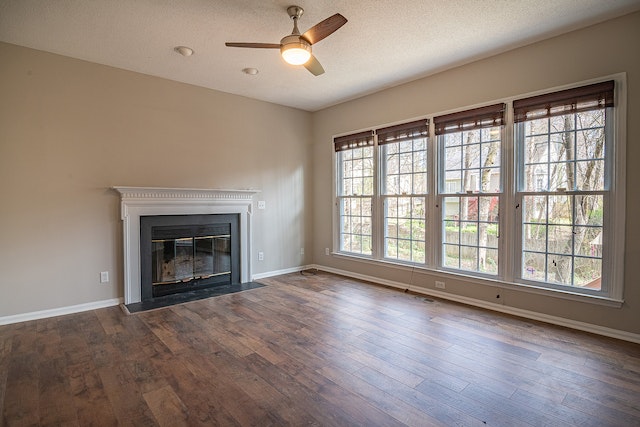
[2,271,639,426]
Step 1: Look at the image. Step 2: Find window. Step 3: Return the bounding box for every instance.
[333,77,623,302]
[379,121,429,263]
[335,131,375,255]
[435,104,505,275]
[514,81,614,293]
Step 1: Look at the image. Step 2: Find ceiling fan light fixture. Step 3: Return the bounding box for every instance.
[225,7,347,76]
[280,36,311,65]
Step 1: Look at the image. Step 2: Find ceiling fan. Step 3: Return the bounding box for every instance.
[225,5,347,76]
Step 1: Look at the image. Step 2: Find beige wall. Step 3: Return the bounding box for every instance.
[311,12,640,335]
[0,42,312,316]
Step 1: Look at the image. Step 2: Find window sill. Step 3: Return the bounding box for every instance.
[331,252,624,308]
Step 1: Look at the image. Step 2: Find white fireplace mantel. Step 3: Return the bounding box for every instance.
[113,186,260,304]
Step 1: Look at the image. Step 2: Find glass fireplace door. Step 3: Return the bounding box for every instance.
[151,234,231,286]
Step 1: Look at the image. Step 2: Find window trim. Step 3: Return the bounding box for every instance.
[332,73,626,305]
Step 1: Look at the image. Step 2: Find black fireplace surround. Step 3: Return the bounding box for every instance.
[140,214,240,301]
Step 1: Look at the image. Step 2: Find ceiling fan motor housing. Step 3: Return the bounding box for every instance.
[280,35,311,65]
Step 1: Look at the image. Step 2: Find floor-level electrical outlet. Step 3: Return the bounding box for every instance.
[100,271,109,283]
[325,248,330,255]
[258,252,264,261]
[301,248,305,255]
[435,281,445,289]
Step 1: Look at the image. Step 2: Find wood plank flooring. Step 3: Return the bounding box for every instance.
[2,271,640,426]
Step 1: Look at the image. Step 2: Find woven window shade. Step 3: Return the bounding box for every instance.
[376,119,429,146]
[334,130,374,152]
[513,80,614,123]
[434,103,505,135]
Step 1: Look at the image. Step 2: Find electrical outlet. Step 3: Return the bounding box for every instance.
[100,271,109,283]
[435,281,445,289]
[258,251,264,261]
[257,200,266,210]
[325,248,330,255]
[300,248,305,255]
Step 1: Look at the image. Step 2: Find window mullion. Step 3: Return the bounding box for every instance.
[429,120,440,269]
[601,108,615,296]
[502,107,517,282]
[373,136,383,260]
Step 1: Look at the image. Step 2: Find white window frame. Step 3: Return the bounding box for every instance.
[336,143,375,257]
[437,125,504,279]
[380,136,428,264]
[512,76,625,302]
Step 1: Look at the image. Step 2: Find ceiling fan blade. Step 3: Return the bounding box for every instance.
[304,55,325,76]
[225,42,280,49]
[301,13,347,45]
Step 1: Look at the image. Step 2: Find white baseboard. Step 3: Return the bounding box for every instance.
[310,264,640,345]
[5,265,637,345]
[251,265,311,280]
[0,264,315,326]
[0,298,123,326]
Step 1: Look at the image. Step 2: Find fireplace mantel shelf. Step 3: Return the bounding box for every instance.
[113,186,260,201]
[113,186,260,305]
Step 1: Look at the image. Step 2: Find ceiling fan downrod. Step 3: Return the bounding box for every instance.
[287,5,304,35]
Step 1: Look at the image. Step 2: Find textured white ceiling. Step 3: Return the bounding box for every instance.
[1,0,639,111]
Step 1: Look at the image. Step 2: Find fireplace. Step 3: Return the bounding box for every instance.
[113,187,259,305]
[140,214,240,300]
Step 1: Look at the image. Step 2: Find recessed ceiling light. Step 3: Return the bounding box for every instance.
[174,46,194,57]
[242,68,259,75]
